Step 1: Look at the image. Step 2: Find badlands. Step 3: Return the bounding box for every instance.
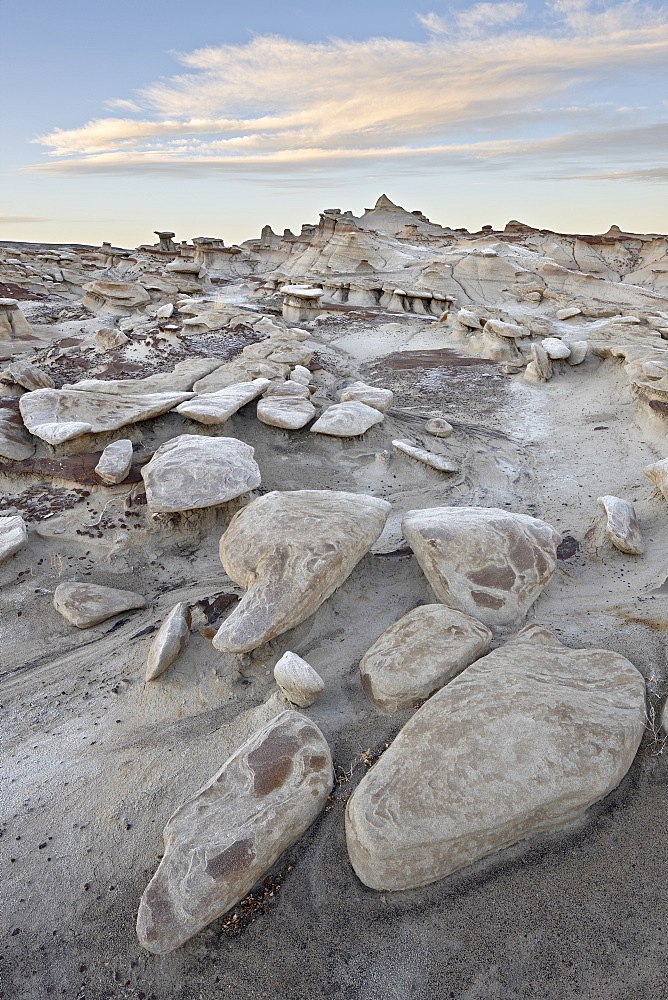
[2,194,668,999]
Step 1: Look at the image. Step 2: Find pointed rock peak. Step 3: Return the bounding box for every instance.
[374,194,402,211]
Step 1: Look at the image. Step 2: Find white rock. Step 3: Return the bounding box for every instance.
[53,582,146,628]
[290,365,312,386]
[95,439,134,485]
[141,435,261,512]
[643,458,668,500]
[156,302,174,319]
[484,319,527,339]
[274,651,325,707]
[392,440,458,473]
[174,379,270,425]
[311,401,384,437]
[541,337,571,360]
[257,395,316,429]
[597,495,644,555]
[457,309,482,330]
[564,340,588,365]
[339,381,394,412]
[556,307,582,320]
[0,514,28,564]
[145,602,192,681]
[425,417,453,438]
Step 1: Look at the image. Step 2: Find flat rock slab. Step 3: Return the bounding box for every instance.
[0,514,28,564]
[53,582,147,628]
[339,381,394,412]
[141,434,261,512]
[392,439,458,473]
[137,710,333,953]
[256,396,316,429]
[174,379,270,424]
[62,358,221,395]
[360,604,492,712]
[0,398,34,460]
[346,634,646,891]
[146,602,192,681]
[402,506,560,627]
[213,489,390,653]
[4,361,55,390]
[95,439,134,485]
[19,389,192,445]
[597,495,644,555]
[310,400,384,437]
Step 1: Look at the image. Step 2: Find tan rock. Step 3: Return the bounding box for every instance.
[643,458,668,500]
[141,435,261,513]
[95,439,134,485]
[339,381,394,412]
[556,306,582,320]
[274,651,324,707]
[213,490,390,653]
[53,582,146,628]
[360,605,492,712]
[597,495,644,555]
[145,602,192,681]
[541,337,571,360]
[4,361,55,390]
[392,440,458,473]
[63,358,220,395]
[82,279,151,315]
[402,506,560,627]
[0,298,34,339]
[137,710,333,953]
[345,635,645,890]
[174,379,270,425]
[263,381,311,398]
[0,514,28,564]
[20,389,191,445]
[0,403,35,460]
[256,396,316,429]
[94,328,129,351]
[564,340,588,365]
[425,417,453,438]
[310,401,384,437]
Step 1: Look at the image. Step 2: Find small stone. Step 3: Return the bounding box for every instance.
[339,381,393,412]
[156,303,174,319]
[94,328,129,351]
[4,362,55,391]
[456,309,482,330]
[392,440,458,473]
[310,400,384,437]
[564,341,588,365]
[541,338,571,360]
[360,605,491,712]
[289,365,312,386]
[145,603,192,681]
[556,307,582,320]
[597,495,644,555]
[425,417,453,438]
[643,458,668,500]
[53,582,146,628]
[95,439,133,485]
[0,514,28,564]
[136,710,333,953]
[274,651,324,707]
[141,434,261,512]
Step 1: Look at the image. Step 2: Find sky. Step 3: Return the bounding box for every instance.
[1,0,666,246]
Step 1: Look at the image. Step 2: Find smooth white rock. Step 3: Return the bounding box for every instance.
[0,514,28,564]
[339,382,394,413]
[257,396,316,429]
[145,603,192,681]
[425,417,453,438]
[174,379,270,425]
[392,440,458,473]
[597,495,644,555]
[274,651,325,707]
[541,338,571,360]
[95,439,134,485]
[310,401,384,437]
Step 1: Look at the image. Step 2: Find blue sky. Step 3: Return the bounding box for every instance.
[1,0,666,246]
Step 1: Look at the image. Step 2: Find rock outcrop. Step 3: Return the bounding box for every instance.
[213,490,390,652]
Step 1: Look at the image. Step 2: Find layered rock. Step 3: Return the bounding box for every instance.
[4,361,54,390]
[53,582,146,628]
[597,495,644,555]
[0,298,35,339]
[346,633,646,890]
[137,711,333,953]
[174,379,270,425]
[402,506,560,626]
[145,602,192,681]
[0,401,35,460]
[0,514,28,564]
[310,401,384,437]
[360,605,491,712]
[141,435,261,513]
[82,279,151,314]
[213,490,390,652]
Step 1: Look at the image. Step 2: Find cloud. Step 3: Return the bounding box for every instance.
[0,215,50,224]
[105,98,143,112]
[26,1,668,184]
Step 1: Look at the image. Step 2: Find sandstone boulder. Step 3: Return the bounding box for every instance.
[64,358,220,395]
[95,439,133,485]
[289,365,312,386]
[174,379,270,425]
[0,403,35,460]
[542,337,571,360]
[274,651,325,707]
[82,279,151,315]
[4,361,55,391]
[53,582,146,628]
[145,602,192,681]
[425,417,453,438]
[310,401,384,437]
[597,495,644,555]
[213,490,390,653]
[643,458,668,500]
[257,395,316,429]
[0,514,28,564]
[360,605,491,712]
[346,634,645,890]
[94,328,129,351]
[402,506,560,626]
[137,711,333,953]
[339,381,394,413]
[564,340,588,365]
[392,440,458,473]
[141,435,261,513]
[19,389,191,445]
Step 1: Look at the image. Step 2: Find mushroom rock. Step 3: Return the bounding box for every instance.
[280,286,324,324]
[19,389,192,445]
[0,299,35,340]
[402,506,560,627]
[345,633,646,891]
[274,651,325,707]
[0,514,28,564]
[141,435,261,513]
[82,280,151,315]
[310,401,385,438]
[212,490,390,653]
[136,711,333,954]
[339,381,394,413]
[455,309,482,331]
[359,604,492,712]
[597,495,644,555]
[174,379,271,425]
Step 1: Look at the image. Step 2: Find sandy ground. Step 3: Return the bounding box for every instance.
[2,315,667,1000]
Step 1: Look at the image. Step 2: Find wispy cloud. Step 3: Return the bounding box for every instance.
[0,214,50,224]
[26,0,668,183]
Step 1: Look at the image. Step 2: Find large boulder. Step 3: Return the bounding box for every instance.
[141,435,261,513]
[19,389,191,445]
[82,279,151,315]
[359,605,491,712]
[213,490,390,653]
[346,630,646,890]
[63,358,221,395]
[402,506,560,626]
[137,711,333,953]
